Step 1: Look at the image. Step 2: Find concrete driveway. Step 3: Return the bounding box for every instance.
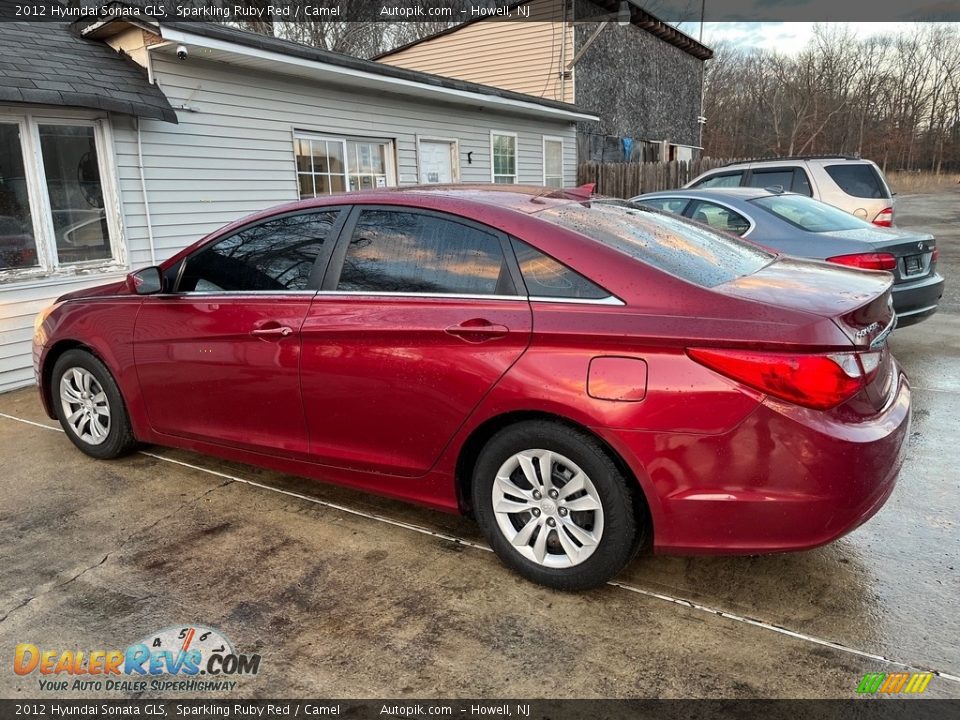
[1,189,958,699]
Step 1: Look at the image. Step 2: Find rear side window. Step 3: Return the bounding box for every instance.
[824,164,890,199]
[750,194,869,232]
[510,238,608,299]
[746,168,813,196]
[336,209,515,295]
[541,200,772,288]
[178,211,339,292]
[692,171,743,189]
[746,169,794,193]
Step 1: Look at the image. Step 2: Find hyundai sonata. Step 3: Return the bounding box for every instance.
[33,186,910,590]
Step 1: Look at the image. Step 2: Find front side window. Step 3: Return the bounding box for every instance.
[692,171,743,189]
[296,135,394,198]
[178,211,340,292]
[543,137,563,188]
[492,132,517,184]
[688,200,751,236]
[511,238,608,299]
[541,200,773,288]
[337,210,514,295]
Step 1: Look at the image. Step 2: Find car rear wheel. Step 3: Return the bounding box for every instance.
[52,349,137,459]
[472,421,642,590]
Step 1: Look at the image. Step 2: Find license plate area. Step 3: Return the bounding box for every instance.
[903,254,924,275]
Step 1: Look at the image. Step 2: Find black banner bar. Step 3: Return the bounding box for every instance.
[2,699,959,720]
[0,0,958,24]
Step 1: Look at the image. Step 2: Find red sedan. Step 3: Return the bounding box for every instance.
[33,186,910,590]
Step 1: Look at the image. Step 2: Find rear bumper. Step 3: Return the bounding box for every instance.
[893,272,944,327]
[601,372,911,555]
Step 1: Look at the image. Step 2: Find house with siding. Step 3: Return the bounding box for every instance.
[0,19,595,392]
[376,0,713,163]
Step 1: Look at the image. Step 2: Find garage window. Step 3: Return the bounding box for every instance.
[296,134,396,197]
[0,115,120,281]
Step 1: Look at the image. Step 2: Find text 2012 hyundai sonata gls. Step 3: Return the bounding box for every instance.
[33,186,910,590]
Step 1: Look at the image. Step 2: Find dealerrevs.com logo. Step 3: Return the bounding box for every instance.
[14,625,261,693]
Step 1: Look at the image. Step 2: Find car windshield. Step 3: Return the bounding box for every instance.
[539,199,773,288]
[750,194,871,233]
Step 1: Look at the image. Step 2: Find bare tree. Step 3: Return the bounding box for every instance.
[701,23,960,171]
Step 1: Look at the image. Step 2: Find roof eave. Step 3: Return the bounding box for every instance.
[154,25,598,123]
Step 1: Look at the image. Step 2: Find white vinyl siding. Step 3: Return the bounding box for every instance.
[0,53,577,392]
[111,56,577,268]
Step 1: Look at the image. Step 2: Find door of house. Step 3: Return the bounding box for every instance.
[419,140,456,184]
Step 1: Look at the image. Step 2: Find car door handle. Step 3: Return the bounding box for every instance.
[445,319,509,343]
[251,324,293,338]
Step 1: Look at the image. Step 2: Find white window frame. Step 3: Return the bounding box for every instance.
[0,109,126,285]
[293,131,397,197]
[415,135,460,184]
[542,135,564,188]
[490,130,518,184]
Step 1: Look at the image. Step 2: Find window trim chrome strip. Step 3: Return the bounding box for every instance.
[313,291,525,301]
[164,291,625,305]
[529,295,625,306]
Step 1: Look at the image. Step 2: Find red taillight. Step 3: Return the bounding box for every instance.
[826,252,897,271]
[687,348,877,410]
[872,207,894,227]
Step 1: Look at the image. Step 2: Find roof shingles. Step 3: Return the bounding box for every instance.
[0,22,177,123]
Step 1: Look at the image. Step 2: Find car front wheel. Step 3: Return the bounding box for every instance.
[472,421,642,590]
[52,349,138,459]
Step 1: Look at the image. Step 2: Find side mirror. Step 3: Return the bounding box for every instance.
[127,266,163,295]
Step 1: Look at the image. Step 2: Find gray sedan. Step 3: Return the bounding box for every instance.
[632,188,944,326]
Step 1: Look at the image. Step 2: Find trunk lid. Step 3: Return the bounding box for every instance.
[714,256,897,413]
[715,256,894,343]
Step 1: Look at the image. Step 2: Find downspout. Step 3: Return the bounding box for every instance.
[135,116,157,266]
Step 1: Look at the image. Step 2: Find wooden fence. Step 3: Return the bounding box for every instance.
[577,158,742,198]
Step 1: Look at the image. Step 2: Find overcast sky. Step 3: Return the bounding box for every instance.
[674,22,906,54]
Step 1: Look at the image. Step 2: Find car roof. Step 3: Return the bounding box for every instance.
[635,187,780,202]
[258,184,583,218]
[710,156,874,171]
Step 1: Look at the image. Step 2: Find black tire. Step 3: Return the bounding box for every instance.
[472,420,643,591]
[51,349,138,459]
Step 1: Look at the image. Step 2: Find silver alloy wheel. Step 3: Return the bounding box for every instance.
[59,367,111,446]
[492,449,604,568]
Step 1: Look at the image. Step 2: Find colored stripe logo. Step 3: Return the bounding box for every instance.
[857,672,933,694]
